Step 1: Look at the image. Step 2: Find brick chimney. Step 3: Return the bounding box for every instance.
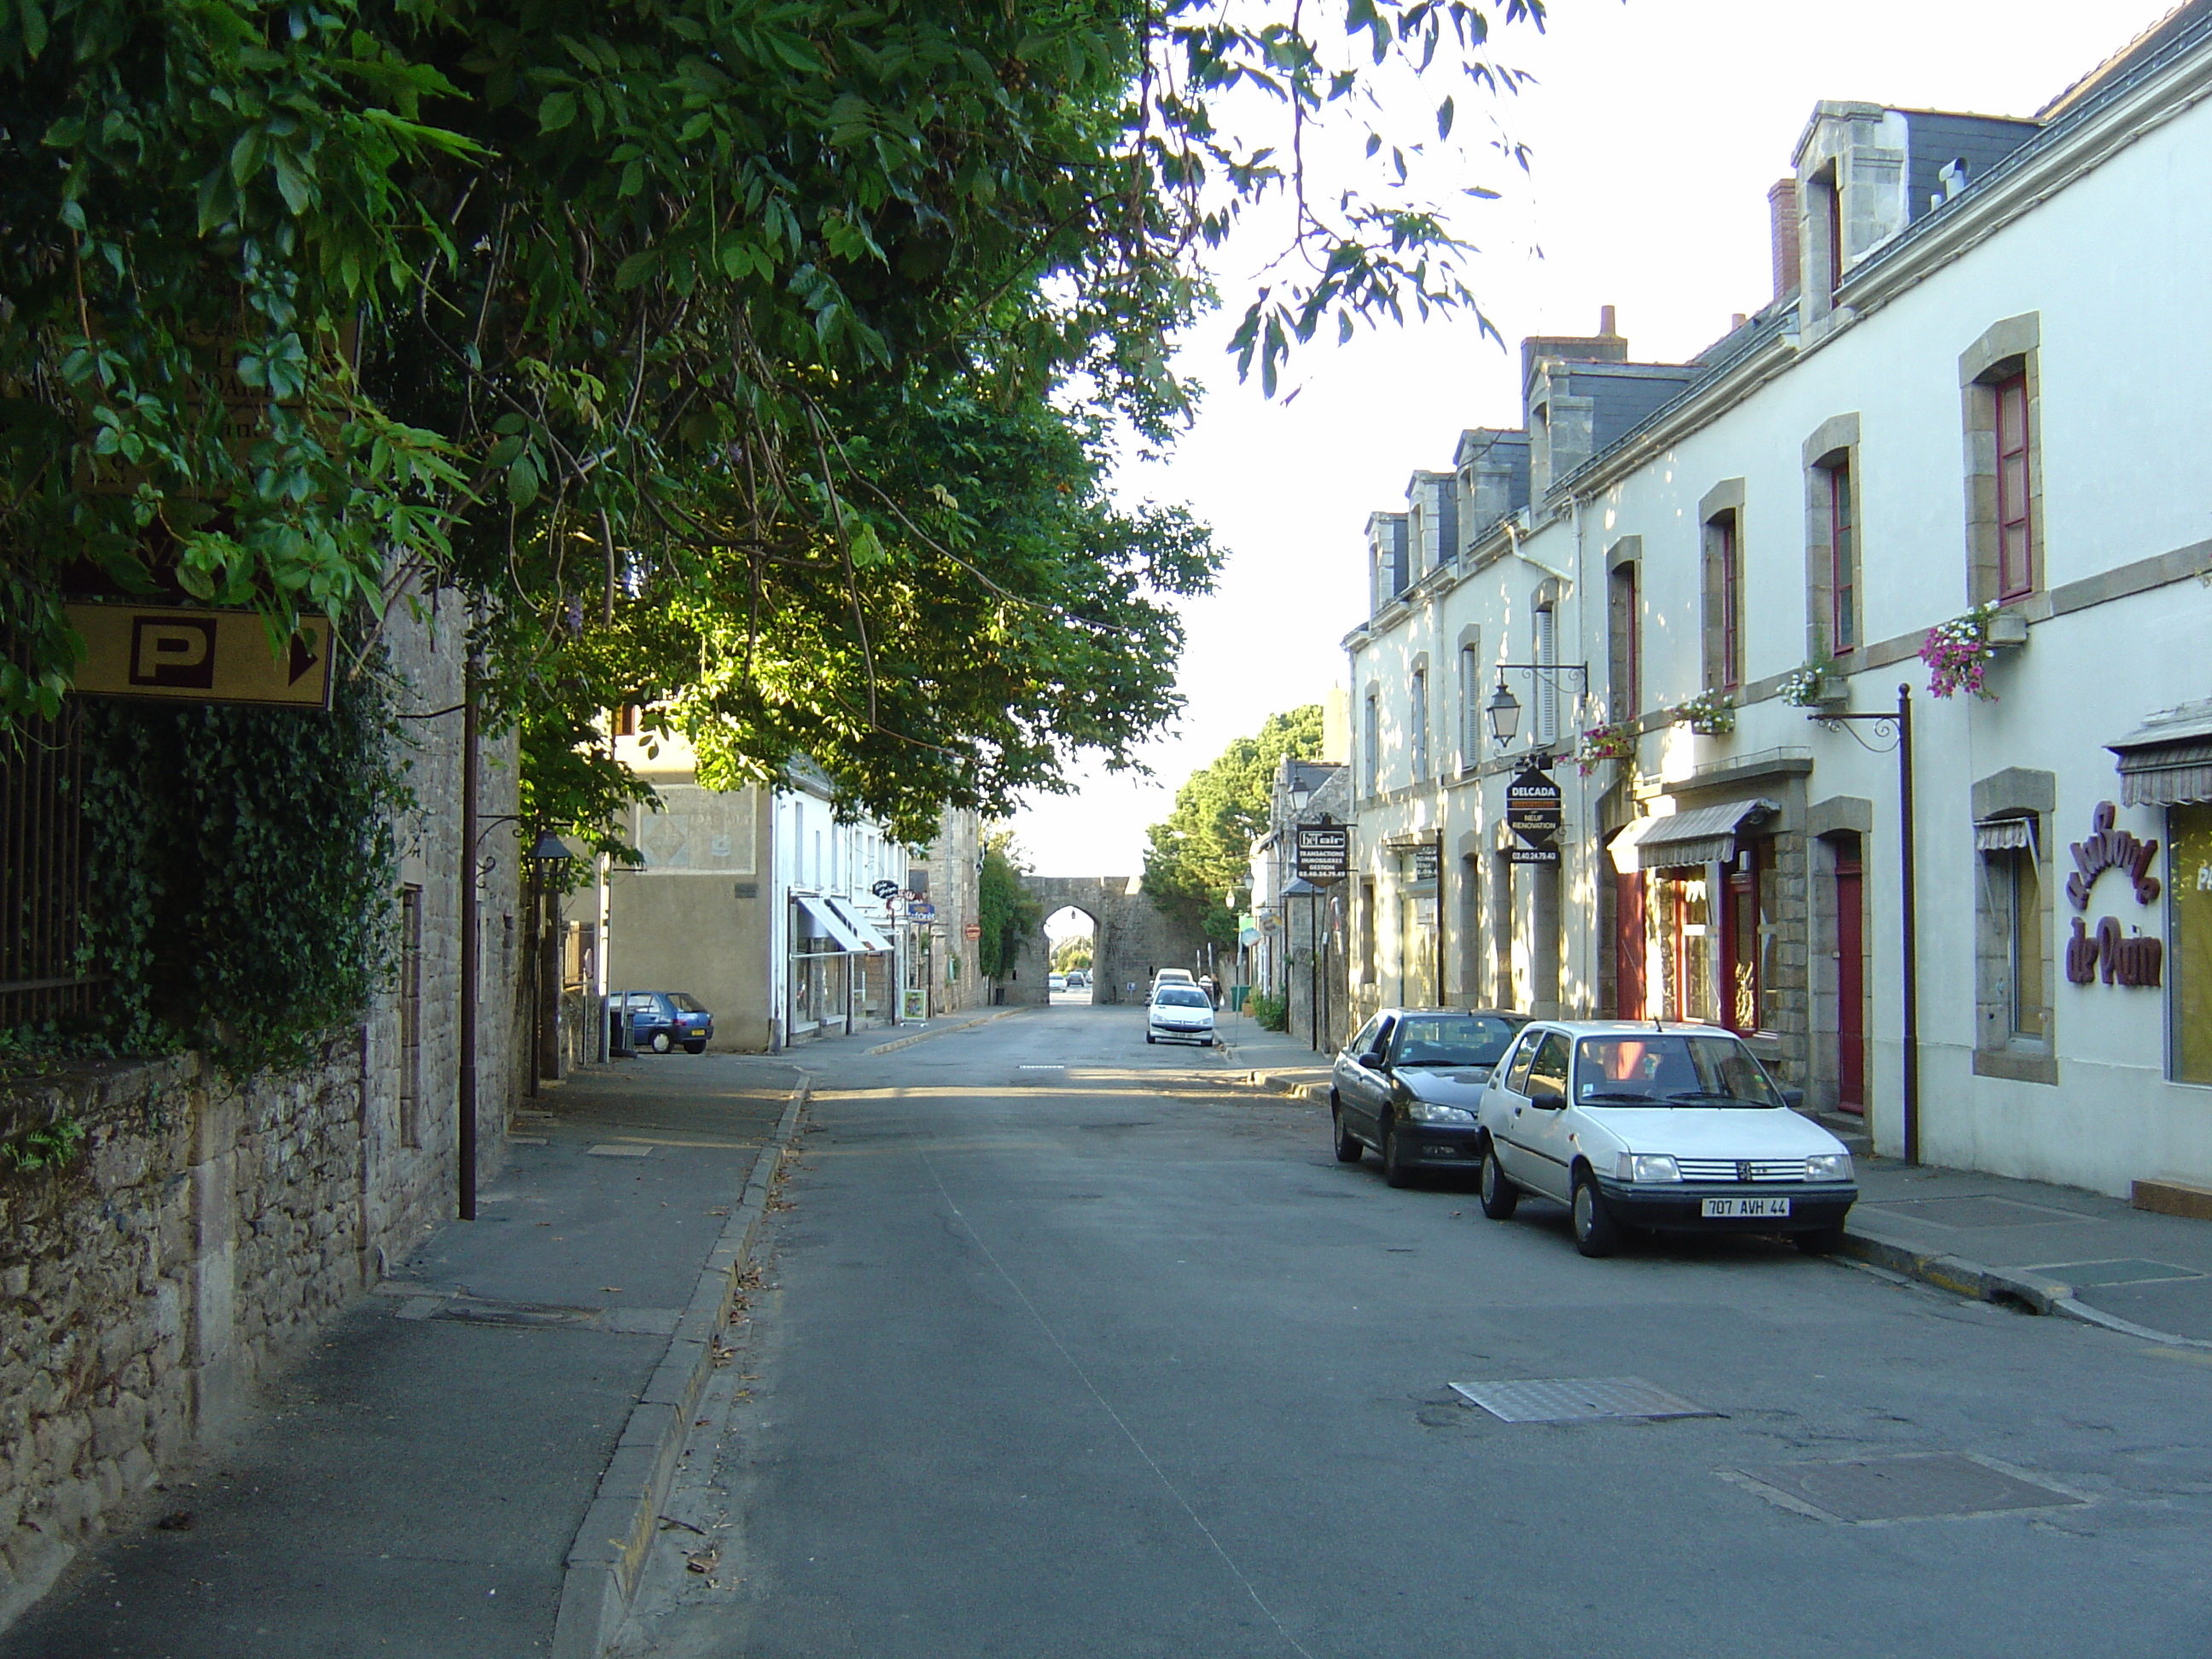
[1767,178,1801,302]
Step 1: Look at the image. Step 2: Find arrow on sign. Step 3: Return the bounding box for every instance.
[288,633,319,685]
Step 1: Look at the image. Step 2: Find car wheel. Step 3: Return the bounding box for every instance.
[1794,1225,1847,1255]
[1381,1116,1416,1189]
[1477,1141,1519,1220]
[1331,1102,1364,1164]
[1145,1034,1155,1045]
[651,1031,672,1053]
[1571,1169,1621,1258]
[684,1041,707,1055]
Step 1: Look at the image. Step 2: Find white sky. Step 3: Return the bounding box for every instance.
[1008,0,2179,876]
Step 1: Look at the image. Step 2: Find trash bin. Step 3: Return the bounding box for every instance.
[607,998,636,1057]
[1229,984,1249,1012]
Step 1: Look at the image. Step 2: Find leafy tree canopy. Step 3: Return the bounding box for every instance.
[976,827,1042,980]
[1143,703,1323,946]
[3,0,1542,844]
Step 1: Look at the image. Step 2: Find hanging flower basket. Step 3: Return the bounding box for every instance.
[1670,690,1736,736]
[1780,659,1848,710]
[1920,602,2014,699]
[1575,719,1639,777]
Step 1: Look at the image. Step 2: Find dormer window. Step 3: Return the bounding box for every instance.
[1821,166,1844,298]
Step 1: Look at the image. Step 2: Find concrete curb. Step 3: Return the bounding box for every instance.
[864,1004,1027,1056]
[1837,1225,2212,1350]
[1220,1062,1330,1106]
[549,1072,812,1659]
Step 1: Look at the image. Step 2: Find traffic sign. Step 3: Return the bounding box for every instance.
[67,604,334,708]
[963,922,982,940]
[1294,823,1350,885]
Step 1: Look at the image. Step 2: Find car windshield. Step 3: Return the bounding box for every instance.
[667,992,707,1013]
[1572,1033,1784,1108]
[1391,1014,1523,1068]
[1155,987,1211,1009]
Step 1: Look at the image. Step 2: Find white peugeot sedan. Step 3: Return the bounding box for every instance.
[1475,1021,1856,1257]
[1146,983,1216,1046]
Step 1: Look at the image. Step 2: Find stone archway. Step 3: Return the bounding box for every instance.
[1004,876,1214,1005]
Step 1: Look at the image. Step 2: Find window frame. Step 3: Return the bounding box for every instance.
[1826,456,1857,655]
[1709,511,1743,691]
[1410,663,1429,783]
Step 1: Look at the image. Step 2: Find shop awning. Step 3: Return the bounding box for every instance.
[824,895,893,953]
[1607,798,1779,872]
[2109,698,2212,806]
[1974,817,2036,853]
[793,895,869,952]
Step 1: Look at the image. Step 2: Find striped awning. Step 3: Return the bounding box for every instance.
[1607,798,1779,872]
[2109,700,2212,806]
[1974,817,2036,853]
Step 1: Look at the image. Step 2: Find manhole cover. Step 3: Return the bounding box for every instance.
[1856,1195,2089,1229]
[2028,1258,2208,1287]
[1449,1377,1719,1423]
[1725,1452,2086,1523]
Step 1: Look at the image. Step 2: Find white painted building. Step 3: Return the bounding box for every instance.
[1345,6,2212,1197]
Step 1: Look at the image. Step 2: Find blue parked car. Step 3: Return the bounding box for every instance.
[611,991,713,1053]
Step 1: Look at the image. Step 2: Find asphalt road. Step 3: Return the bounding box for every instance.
[624,1001,2212,1659]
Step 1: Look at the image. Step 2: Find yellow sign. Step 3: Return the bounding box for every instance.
[67,604,335,708]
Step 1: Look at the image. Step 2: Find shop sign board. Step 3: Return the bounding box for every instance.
[1294,823,1350,884]
[1409,841,1440,882]
[870,879,900,899]
[1506,765,1563,842]
[67,603,333,708]
[906,900,936,920]
[1507,844,1561,866]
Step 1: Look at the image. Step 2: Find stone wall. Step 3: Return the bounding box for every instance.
[0,581,532,1636]
[0,1043,445,1629]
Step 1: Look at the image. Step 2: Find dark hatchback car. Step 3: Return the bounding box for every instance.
[1330,1008,1528,1186]
[614,991,713,1053]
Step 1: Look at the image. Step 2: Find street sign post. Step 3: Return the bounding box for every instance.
[67,604,335,709]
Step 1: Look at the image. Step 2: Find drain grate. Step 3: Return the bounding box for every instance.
[430,1298,603,1330]
[1449,1377,1719,1423]
[1724,1452,2086,1523]
[2028,1257,2207,1287]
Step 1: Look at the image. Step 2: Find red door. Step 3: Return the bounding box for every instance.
[1835,851,1865,1114]
[1614,870,1645,1018]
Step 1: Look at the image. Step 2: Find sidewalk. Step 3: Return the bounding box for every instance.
[0,1054,808,1659]
[1214,1010,2212,1348]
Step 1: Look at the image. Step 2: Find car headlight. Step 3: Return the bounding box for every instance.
[1805,1153,1854,1181]
[1406,1101,1476,1126]
[1615,1153,1681,1184]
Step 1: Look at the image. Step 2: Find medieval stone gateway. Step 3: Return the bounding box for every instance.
[1003,875,1214,1006]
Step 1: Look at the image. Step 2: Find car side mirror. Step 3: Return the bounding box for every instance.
[1527,1085,1564,1109]
[1361,1049,1388,1070]
[1781,1086,1806,1111]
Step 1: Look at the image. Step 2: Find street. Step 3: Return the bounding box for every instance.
[620,1002,2212,1658]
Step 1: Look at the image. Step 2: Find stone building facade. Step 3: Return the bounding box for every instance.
[1342,9,2212,1196]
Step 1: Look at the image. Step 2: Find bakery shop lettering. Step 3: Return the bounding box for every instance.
[2064,801,2163,987]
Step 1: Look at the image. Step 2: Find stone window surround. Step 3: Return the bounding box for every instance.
[1970,765,2058,1086]
[1699,479,1747,692]
[1959,312,2044,608]
[1606,537,1642,723]
[1361,680,1382,800]
[1802,413,1863,661]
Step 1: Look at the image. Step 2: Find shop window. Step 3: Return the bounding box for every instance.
[1721,838,1773,1034]
[2171,804,2212,1085]
[1358,876,1377,986]
[1655,868,1717,1024]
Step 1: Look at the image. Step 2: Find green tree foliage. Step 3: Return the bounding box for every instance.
[3,0,1543,843]
[976,829,1043,981]
[1144,705,1324,946]
[1051,935,1093,974]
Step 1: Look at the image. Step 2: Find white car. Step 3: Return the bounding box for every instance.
[1147,984,1216,1046]
[1475,1021,1857,1258]
[1153,968,1196,987]
[1049,972,1067,991]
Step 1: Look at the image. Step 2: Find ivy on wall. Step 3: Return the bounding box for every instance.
[73,650,406,1069]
